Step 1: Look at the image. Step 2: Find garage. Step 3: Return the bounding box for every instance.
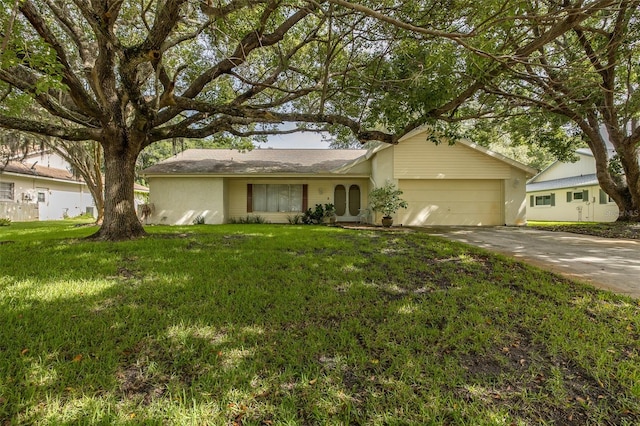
[398,179,504,226]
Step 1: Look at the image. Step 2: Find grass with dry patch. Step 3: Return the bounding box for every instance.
[1,222,639,425]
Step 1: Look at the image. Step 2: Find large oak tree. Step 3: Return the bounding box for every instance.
[0,0,620,241]
[0,0,403,240]
[476,0,640,221]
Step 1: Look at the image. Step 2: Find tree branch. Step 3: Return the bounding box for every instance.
[0,66,98,127]
[19,1,103,118]
[43,0,96,68]
[199,0,268,19]
[151,105,397,144]
[0,116,99,141]
[326,0,477,39]
[178,3,318,101]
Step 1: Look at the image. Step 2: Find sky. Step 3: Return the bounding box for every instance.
[258,131,331,149]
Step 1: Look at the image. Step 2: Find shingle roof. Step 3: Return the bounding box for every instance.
[143,149,368,175]
[526,173,599,192]
[1,161,79,181]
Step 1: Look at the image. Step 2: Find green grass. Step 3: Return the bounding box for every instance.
[1,222,639,425]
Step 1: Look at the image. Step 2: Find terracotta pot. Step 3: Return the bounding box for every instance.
[381,217,393,227]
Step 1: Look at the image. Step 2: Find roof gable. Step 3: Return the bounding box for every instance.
[529,150,596,183]
[372,127,537,177]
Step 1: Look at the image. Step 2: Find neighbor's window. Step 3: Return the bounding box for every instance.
[599,189,613,204]
[567,190,588,202]
[530,193,555,207]
[535,195,552,206]
[0,182,14,200]
[252,184,303,212]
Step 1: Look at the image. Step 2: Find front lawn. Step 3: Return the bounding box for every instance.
[1,222,639,424]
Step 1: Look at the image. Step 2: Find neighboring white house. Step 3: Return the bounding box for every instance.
[1,150,150,222]
[0,151,96,221]
[142,127,537,226]
[526,148,619,222]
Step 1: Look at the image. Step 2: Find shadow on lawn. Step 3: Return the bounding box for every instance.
[1,228,639,425]
[2,268,271,422]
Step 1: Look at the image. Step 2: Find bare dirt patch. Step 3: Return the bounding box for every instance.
[458,328,635,425]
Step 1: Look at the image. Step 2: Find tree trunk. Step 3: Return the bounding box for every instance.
[615,143,640,222]
[91,142,105,225]
[91,185,105,225]
[587,127,640,222]
[89,132,146,240]
[612,186,640,222]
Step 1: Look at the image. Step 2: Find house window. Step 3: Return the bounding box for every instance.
[37,192,46,202]
[0,182,14,200]
[251,184,304,212]
[536,195,552,206]
[599,189,613,204]
[567,190,588,202]
[531,193,555,207]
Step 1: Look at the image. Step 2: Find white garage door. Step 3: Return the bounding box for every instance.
[398,179,503,226]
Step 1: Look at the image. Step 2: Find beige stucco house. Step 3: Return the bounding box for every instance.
[526,148,619,222]
[142,128,537,226]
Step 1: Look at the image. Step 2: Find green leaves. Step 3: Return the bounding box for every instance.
[368,181,408,218]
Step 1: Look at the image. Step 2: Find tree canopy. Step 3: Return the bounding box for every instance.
[334,0,640,220]
[0,0,398,239]
[1,0,638,240]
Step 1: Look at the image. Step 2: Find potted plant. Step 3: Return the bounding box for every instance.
[368,181,408,227]
[323,203,337,224]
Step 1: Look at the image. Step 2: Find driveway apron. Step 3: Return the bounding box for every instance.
[424,227,640,299]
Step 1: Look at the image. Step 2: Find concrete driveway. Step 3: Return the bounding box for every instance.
[424,227,640,299]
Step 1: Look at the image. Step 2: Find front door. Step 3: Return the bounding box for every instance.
[36,187,49,220]
[334,184,361,221]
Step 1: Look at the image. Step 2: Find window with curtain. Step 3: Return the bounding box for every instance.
[252,184,303,212]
